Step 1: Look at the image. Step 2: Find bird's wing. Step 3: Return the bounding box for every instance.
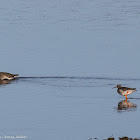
[121,87,136,91]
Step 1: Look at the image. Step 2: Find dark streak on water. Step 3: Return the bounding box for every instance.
[18,76,140,81]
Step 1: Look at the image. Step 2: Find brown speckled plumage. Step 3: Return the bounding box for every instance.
[0,72,18,80]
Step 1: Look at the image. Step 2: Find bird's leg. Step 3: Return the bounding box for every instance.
[125,91,129,100]
[125,94,128,100]
[125,98,128,102]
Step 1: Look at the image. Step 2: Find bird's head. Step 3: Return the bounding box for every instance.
[113,84,122,88]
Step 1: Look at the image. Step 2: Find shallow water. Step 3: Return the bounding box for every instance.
[0,77,140,139]
[0,0,140,139]
[0,0,140,77]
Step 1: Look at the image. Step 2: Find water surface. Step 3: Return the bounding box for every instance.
[0,77,140,139]
[0,0,140,139]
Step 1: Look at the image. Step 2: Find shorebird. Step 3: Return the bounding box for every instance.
[114,84,137,99]
[0,72,18,80]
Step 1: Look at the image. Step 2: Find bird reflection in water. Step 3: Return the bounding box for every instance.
[0,80,11,85]
[0,79,18,86]
[118,99,137,111]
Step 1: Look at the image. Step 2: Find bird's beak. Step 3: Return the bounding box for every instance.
[113,86,117,89]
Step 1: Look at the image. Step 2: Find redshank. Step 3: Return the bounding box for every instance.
[114,84,137,99]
